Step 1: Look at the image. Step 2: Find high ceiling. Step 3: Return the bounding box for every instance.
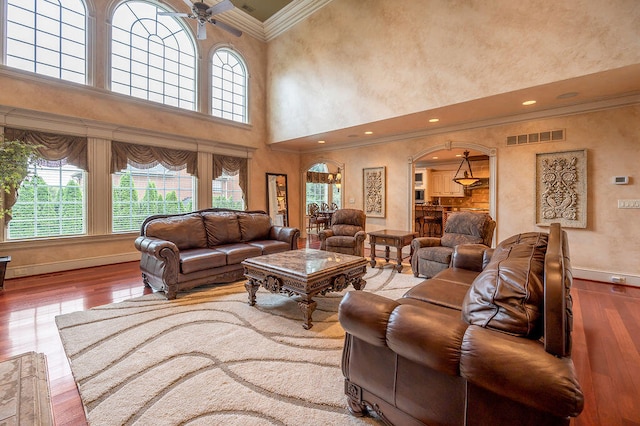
[229,0,293,22]
[211,1,640,157]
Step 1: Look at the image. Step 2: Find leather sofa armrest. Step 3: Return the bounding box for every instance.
[460,325,584,418]
[269,226,300,250]
[450,244,490,272]
[354,230,366,242]
[339,291,399,347]
[387,304,468,376]
[339,292,467,376]
[135,236,179,260]
[411,237,442,251]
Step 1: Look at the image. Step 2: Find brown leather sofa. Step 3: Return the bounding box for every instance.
[134,208,299,299]
[339,223,583,426]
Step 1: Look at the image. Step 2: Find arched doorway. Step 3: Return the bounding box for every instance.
[300,160,344,239]
[409,142,497,243]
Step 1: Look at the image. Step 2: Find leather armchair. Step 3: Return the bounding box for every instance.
[319,209,366,256]
[411,211,495,278]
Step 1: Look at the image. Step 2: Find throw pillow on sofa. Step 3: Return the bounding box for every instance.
[462,232,548,338]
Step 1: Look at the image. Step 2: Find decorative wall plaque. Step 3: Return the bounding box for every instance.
[363,166,386,218]
[536,149,587,228]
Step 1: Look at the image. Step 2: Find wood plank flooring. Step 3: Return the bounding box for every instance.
[0,238,638,425]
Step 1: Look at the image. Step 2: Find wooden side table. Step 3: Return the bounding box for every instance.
[368,230,418,272]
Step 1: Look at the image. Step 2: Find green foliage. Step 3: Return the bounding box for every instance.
[112,172,192,232]
[8,175,85,239]
[212,195,243,210]
[0,139,41,217]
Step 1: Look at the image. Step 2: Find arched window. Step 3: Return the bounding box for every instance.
[111,1,196,110]
[5,0,87,84]
[211,48,248,123]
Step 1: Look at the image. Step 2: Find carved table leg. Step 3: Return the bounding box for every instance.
[298,297,318,330]
[245,279,259,306]
[395,245,404,272]
[384,245,390,263]
[352,277,366,291]
[369,240,377,268]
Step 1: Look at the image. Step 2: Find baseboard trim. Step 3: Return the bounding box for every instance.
[573,267,640,288]
[5,252,140,279]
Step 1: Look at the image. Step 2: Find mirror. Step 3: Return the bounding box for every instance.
[266,173,288,226]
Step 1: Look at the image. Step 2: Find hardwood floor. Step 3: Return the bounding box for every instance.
[0,238,638,425]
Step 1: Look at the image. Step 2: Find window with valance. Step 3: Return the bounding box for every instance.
[111,141,197,232]
[2,128,88,239]
[212,155,247,210]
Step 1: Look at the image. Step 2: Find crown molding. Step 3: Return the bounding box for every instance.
[223,0,333,42]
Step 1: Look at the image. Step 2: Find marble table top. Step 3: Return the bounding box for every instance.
[243,248,366,278]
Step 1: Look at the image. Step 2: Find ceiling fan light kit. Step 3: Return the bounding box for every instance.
[158,0,242,40]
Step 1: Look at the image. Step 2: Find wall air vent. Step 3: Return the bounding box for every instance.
[506,129,565,146]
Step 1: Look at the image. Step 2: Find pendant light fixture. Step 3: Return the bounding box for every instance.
[452,151,480,186]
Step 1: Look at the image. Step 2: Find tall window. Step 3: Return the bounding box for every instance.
[306,163,328,208]
[212,171,244,210]
[112,164,195,233]
[5,0,87,84]
[111,1,196,110]
[211,48,248,123]
[8,163,86,239]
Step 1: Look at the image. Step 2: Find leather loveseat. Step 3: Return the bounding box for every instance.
[338,223,583,426]
[134,208,299,299]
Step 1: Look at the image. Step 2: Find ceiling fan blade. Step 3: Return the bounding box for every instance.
[182,0,195,8]
[197,21,207,40]
[209,19,242,37]
[157,12,189,17]
[206,0,234,16]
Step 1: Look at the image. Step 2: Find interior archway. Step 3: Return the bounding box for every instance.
[410,142,497,244]
[300,159,344,239]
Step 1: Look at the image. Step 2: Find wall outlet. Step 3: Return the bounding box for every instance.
[618,199,640,209]
[611,275,627,284]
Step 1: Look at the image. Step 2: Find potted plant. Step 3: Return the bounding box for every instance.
[0,138,41,289]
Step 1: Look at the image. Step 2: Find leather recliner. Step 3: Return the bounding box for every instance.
[319,208,366,256]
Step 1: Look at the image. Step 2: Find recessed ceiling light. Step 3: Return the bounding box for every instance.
[364,131,373,135]
[318,140,325,144]
[455,154,462,157]
[557,92,579,99]
[522,100,537,106]
[428,118,440,123]
[432,156,439,160]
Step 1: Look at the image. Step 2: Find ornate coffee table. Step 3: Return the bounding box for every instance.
[242,249,367,329]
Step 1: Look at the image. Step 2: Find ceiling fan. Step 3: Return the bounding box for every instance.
[158,0,242,39]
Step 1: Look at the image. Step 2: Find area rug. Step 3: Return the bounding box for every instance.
[56,263,424,425]
[0,351,54,425]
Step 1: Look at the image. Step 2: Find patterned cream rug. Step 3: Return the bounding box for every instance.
[0,351,54,425]
[56,263,424,425]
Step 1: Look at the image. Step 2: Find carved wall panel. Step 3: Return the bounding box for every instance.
[536,149,587,228]
[363,166,386,218]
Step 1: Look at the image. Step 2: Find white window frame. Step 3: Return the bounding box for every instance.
[109,0,197,111]
[211,46,248,123]
[3,0,88,84]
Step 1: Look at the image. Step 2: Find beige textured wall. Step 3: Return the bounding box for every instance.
[268,0,640,142]
[301,105,640,277]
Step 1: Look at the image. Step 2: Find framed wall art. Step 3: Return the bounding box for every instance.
[363,166,386,218]
[536,149,587,228]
